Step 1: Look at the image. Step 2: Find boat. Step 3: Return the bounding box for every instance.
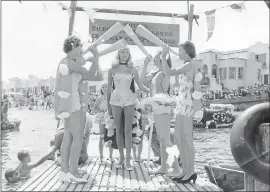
[205,164,244,191]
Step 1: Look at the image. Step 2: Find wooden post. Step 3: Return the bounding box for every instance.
[68,0,77,36]
[187,2,194,41]
[244,123,270,191]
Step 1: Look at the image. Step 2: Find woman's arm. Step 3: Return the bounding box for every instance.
[161,45,193,77]
[67,46,103,81]
[133,67,150,93]
[140,57,153,88]
[162,56,193,77]
[107,69,113,116]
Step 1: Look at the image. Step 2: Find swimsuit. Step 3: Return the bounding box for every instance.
[109,72,137,108]
[94,99,107,124]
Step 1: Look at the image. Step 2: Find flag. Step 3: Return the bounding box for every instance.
[82,7,96,24]
[264,0,270,9]
[230,1,246,12]
[205,9,216,42]
[42,3,47,12]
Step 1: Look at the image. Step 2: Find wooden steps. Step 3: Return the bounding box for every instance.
[17,157,222,191]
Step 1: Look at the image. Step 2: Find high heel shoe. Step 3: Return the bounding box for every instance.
[65,172,88,183]
[174,173,197,184]
[171,174,185,180]
[115,161,124,169]
[125,164,133,171]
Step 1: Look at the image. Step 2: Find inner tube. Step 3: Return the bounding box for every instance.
[230,102,270,185]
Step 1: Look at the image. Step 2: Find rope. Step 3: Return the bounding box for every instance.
[194,1,247,15]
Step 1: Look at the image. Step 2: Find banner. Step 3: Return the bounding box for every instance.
[89,19,180,47]
[230,2,246,12]
[205,9,216,42]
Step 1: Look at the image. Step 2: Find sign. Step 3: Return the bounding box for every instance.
[89,19,180,47]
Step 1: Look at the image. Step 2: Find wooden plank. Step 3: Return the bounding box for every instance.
[133,161,147,191]
[62,7,199,19]
[129,164,140,191]
[57,160,86,192]
[147,162,165,191]
[107,161,117,191]
[66,161,90,191]
[151,162,176,191]
[136,161,155,191]
[99,160,112,191]
[41,166,61,191]
[80,157,99,191]
[75,157,96,191]
[89,158,107,191]
[18,162,56,191]
[115,163,124,191]
[25,164,58,191]
[195,177,215,191]
[35,166,61,191]
[141,161,159,191]
[123,167,132,191]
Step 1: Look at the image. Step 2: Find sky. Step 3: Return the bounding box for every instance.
[2,1,269,82]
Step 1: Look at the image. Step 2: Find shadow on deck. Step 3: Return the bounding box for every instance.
[17,157,222,191]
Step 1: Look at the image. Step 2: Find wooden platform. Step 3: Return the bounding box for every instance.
[17,157,222,191]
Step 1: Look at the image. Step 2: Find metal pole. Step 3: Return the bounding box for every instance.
[68,0,77,36]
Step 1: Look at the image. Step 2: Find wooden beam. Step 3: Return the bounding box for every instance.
[188,4,194,41]
[62,7,199,19]
[68,0,77,36]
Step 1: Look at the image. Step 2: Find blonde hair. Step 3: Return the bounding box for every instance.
[112,47,133,67]
[99,81,108,95]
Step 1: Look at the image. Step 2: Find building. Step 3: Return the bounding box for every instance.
[195,42,269,90]
[5,75,56,94]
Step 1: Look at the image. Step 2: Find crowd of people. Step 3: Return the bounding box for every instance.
[202,84,270,100]
[3,35,220,185]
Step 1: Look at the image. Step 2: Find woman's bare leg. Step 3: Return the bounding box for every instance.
[60,120,72,173]
[99,124,106,159]
[179,117,195,179]
[111,105,125,165]
[152,113,172,174]
[123,105,135,168]
[109,147,113,161]
[168,114,185,177]
[69,111,86,176]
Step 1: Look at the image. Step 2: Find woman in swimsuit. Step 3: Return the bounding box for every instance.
[161,41,203,183]
[140,51,175,175]
[55,36,103,183]
[107,47,149,170]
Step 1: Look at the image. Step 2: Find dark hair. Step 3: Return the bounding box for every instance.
[180,41,196,59]
[17,150,29,161]
[5,169,15,182]
[63,36,81,53]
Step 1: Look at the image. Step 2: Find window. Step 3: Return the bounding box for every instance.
[223,68,227,79]
[257,69,261,81]
[219,68,227,80]
[238,67,244,79]
[229,67,236,79]
[219,68,222,79]
[255,55,259,60]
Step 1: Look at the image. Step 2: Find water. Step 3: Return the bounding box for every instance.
[1,107,238,191]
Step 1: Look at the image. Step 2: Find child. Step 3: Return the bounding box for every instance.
[132,88,146,162]
[5,169,27,183]
[93,82,114,161]
[5,148,57,183]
